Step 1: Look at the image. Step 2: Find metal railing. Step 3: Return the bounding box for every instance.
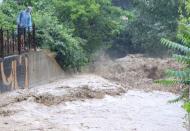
[0,24,36,58]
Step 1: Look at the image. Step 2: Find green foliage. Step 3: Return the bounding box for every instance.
[160,38,190,102]
[53,0,129,54]
[107,0,179,57]
[155,79,178,86]
[183,102,190,112]
[161,38,190,53]
[0,0,128,70]
[159,0,190,112]
[160,37,190,113]
[168,87,189,104]
[32,9,88,70]
[116,0,178,55]
[173,54,190,64]
[0,0,22,29]
[54,41,87,71]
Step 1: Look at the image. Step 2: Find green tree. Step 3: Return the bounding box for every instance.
[111,0,179,56]
[53,0,129,55]
[158,0,190,118]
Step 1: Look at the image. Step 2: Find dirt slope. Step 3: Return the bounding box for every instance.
[91,54,182,93]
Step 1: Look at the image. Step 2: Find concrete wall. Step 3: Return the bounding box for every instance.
[0,54,29,93]
[29,50,64,87]
[0,50,64,93]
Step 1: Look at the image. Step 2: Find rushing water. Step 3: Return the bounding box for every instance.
[52,90,186,131]
[0,90,186,131]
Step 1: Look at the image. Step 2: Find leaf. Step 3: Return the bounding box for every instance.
[155,79,178,86]
[173,54,190,64]
[161,38,190,53]
[183,102,190,113]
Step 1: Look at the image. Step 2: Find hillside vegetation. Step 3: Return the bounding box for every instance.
[0,0,178,69]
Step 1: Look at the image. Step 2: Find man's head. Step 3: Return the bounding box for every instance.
[26,6,32,13]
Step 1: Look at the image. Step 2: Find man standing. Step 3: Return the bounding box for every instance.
[17,6,32,51]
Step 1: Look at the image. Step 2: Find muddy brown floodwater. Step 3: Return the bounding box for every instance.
[0,75,187,131]
[0,55,187,131]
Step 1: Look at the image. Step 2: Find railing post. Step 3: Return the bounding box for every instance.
[0,25,37,57]
[24,27,26,51]
[28,26,31,50]
[0,27,4,58]
[17,26,21,54]
[4,30,6,57]
[7,30,9,55]
[32,24,36,51]
[12,29,15,54]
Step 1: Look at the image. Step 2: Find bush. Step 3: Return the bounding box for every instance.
[54,41,88,71]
